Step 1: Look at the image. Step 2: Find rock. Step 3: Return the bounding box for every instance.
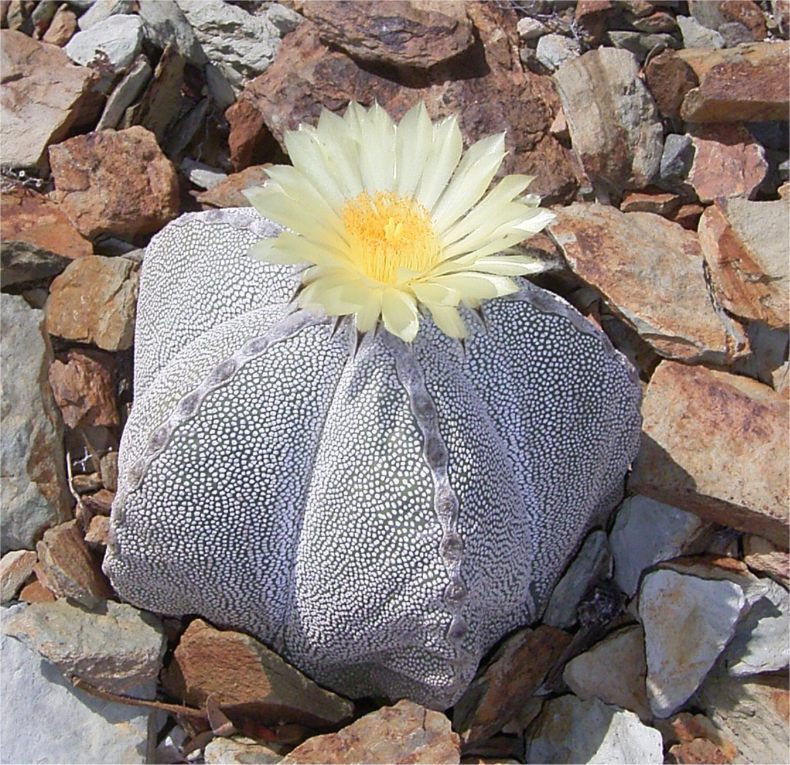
[610,496,712,597]
[85,515,110,547]
[549,204,745,364]
[42,5,78,46]
[164,619,354,727]
[19,579,56,604]
[563,624,651,720]
[194,164,271,208]
[517,16,547,41]
[49,127,179,240]
[525,695,663,763]
[574,0,614,46]
[297,0,474,68]
[698,198,789,329]
[65,14,143,77]
[77,0,133,30]
[606,30,679,63]
[0,186,92,268]
[644,50,701,120]
[640,568,746,718]
[137,0,206,64]
[174,0,282,92]
[630,362,789,545]
[669,203,706,231]
[619,189,682,216]
[743,535,789,586]
[658,710,738,757]
[627,9,677,32]
[553,48,663,196]
[266,3,302,36]
[3,599,164,692]
[35,520,112,608]
[687,125,768,202]
[48,349,119,429]
[99,452,118,492]
[658,133,695,187]
[731,320,790,393]
[669,738,736,764]
[720,0,768,41]
[0,609,157,764]
[677,15,725,48]
[46,255,139,351]
[543,530,611,628]
[181,158,227,189]
[0,550,36,604]
[0,30,102,171]
[696,673,789,763]
[535,33,581,71]
[281,699,460,764]
[1,296,70,554]
[95,55,152,131]
[453,625,572,744]
[204,736,283,765]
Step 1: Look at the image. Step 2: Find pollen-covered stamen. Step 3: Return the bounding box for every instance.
[341,191,442,285]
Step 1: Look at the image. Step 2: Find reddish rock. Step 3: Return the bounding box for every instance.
[669,738,735,764]
[35,519,113,607]
[453,625,571,744]
[644,49,699,120]
[48,126,180,240]
[620,188,682,216]
[42,5,77,46]
[720,0,768,40]
[48,349,118,429]
[574,0,614,45]
[687,125,767,203]
[630,361,789,546]
[164,619,354,727]
[195,165,272,208]
[19,579,56,604]
[668,202,705,231]
[549,204,746,364]
[0,30,102,171]
[84,515,110,547]
[296,0,474,68]
[0,549,36,604]
[46,255,139,351]
[0,186,92,262]
[225,99,273,171]
[743,535,789,585]
[80,489,115,518]
[281,699,460,764]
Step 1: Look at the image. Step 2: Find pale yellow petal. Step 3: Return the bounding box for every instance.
[316,108,364,197]
[355,288,384,333]
[269,231,350,268]
[513,207,556,233]
[416,116,463,210]
[382,288,420,342]
[395,102,433,196]
[412,281,461,306]
[359,102,396,193]
[427,304,468,338]
[468,254,546,276]
[283,128,346,210]
[433,272,518,303]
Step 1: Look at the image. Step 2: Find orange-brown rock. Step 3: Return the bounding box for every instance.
[19,579,56,604]
[164,619,354,727]
[296,0,474,68]
[1,186,92,263]
[34,519,112,608]
[620,188,681,216]
[743,535,790,586]
[668,202,705,231]
[48,349,119,429]
[281,699,460,764]
[453,625,571,744]
[720,0,768,40]
[698,198,789,329]
[549,203,746,364]
[46,255,139,351]
[195,165,272,208]
[42,5,77,46]
[48,126,180,240]
[630,362,789,546]
[84,515,110,547]
[644,49,699,120]
[574,0,613,45]
[669,738,735,764]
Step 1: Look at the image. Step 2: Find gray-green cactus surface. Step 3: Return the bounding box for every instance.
[104,208,641,709]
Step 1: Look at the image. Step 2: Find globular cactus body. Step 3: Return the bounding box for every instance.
[105,207,641,709]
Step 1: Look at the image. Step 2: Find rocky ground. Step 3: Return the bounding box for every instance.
[1,0,789,763]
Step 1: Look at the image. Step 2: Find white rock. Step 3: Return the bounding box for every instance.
[66,14,143,75]
[181,158,227,190]
[265,3,303,35]
[1,606,156,764]
[517,16,547,41]
[96,55,152,130]
[640,569,746,718]
[174,0,282,92]
[677,15,725,48]
[543,530,611,628]
[77,0,134,30]
[204,736,282,764]
[536,33,581,72]
[610,495,712,597]
[526,695,663,764]
[137,0,206,64]
[0,296,70,554]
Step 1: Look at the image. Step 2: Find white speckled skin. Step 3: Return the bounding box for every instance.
[104,208,641,709]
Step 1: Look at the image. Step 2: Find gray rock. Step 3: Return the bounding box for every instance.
[517,16,547,41]
[688,0,727,30]
[640,569,746,718]
[732,321,789,393]
[0,243,71,289]
[1,606,156,764]
[77,0,133,30]
[719,21,754,47]
[265,3,302,36]
[95,55,152,131]
[543,530,611,628]
[137,0,206,65]
[174,0,282,92]
[606,31,679,63]
[553,48,664,196]
[204,736,283,764]
[659,133,694,186]
[677,15,725,48]
[0,550,37,604]
[536,33,581,72]
[181,158,227,190]
[0,296,70,554]
[204,62,236,110]
[65,14,144,75]
[525,695,663,764]
[2,599,165,693]
[610,495,712,597]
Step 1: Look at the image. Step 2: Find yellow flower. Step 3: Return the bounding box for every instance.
[244,102,555,342]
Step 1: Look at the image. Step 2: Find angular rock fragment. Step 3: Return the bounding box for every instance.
[1,296,71,554]
[677,14,725,49]
[2,599,165,692]
[549,204,745,363]
[630,362,789,545]
[743,535,789,586]
[164,619,354,727]
[553,48,663,196]
[65,14,143,77]
[0,550,37,604]
[48,127,179,240]
[46,255,139,351]
[76,0,134,30]
[0,30,102,171]
[536,33,581,72]
[43,5,78,46]
[204,736,283,765]
[137,0,206,64]
[620,189,681,216]
[281,699,460,764]
[48,349,119,429]
[95,55,152,131]
[195,165,272,208]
